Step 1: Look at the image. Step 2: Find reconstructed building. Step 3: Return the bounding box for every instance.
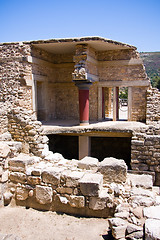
[0,37,160,184]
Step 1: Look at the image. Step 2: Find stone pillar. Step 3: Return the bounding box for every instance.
[79,136,90,159]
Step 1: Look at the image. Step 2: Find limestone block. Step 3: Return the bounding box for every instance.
[42,167,62,185]
[57,195,68,205]
[89,188,110,210]
[27,176,41,185]
[3,191,13,205]
[130,187,154,198]
[5,141,22,154]
[9,153,40,173]
[64,171,84,187]
[16,187,28,201]
[79,173,103,196]
[108,217,127,227]
[112,226,126,239]
[89,197,107,210]
[0,142,10,158]
[126,223,143,235]
[145,219,160,240]
[126,231,143,239]
[127,173,153,189]
[56,187,72,195]
[68,195,85,208]
[78,156,99,170]
[143,205,160,220]
[114,211,129,219]
[0,166,2,176]
[97,157,127,184]
[31,168,41,176]
[10,172,26,183]
[0,132,12,141]
[0,170,8,183]
[36,185,52,205]
[131,195,155,207]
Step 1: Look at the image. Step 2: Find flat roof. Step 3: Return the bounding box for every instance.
[30,36,136,54]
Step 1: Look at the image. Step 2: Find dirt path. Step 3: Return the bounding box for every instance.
[0,206,110,240]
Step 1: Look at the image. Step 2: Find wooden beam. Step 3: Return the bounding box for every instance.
[98,59,143,67]
[98,80,150,87]
[27,56,74,68]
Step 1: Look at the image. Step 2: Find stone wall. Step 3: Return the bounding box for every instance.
[0,137,160,239]
[131,124,160,185]
[146,87,160,125]
[131,87,147,122]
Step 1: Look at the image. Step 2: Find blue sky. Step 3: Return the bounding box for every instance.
[0,0,160,52]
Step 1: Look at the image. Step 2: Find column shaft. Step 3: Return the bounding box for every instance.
[79,89,89,125]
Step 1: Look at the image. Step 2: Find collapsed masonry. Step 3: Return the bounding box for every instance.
[0,37,160,238]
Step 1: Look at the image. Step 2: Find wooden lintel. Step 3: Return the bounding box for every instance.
[48,131,132,137]
[98,80,150,87]
[27,56,74,68]
[98,59,143,67]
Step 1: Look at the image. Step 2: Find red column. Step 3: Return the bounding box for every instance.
[79,89,89,125]
[116,87,119,120]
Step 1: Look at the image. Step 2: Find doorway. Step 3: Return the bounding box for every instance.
[103,87,128,121]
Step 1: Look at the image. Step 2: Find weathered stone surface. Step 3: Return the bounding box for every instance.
[44,152,64,161]
[114,211,129,219]
[64,171,84,187]
[5,141,22,154]
[0,142,10,158]
[89,197,107,210]
[89,188,110,210]
[145,219,160,240]
[108,217,127,227]
[9,154,39,172]
[10,172,26,183]
[3,191,13,205]
[68,195,85,208]
[42,167,62,185]
[112,225,126,239]
[78,156,98,170]
[27,176,41,185]
[79,173,103,196]
[56,187,72,195]
[126,230,143,239]
[126,223,143,235]
[128,173,153,189]
[97,157,127,184]
[36,185,52,204]
[130,187,154,198]
[0,171,8,183]
[143,205,160,220]
[131,195,155,207]
[0,132,12,141]
[16,187,29,201]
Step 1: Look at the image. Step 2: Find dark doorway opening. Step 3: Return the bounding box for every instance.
[47,135,78,160]
[91,137,131,169]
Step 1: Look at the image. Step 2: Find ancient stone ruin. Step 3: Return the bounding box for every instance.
[0,36,160,239]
